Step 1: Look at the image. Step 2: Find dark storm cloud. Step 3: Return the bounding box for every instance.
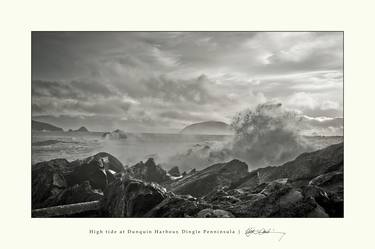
[32,32,343,133]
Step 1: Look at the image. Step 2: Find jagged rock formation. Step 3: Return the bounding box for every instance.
[128,158,170,184]
[32,159,70,209]
[101,176,169,217]
[32,120,63,131]
[40,181,103,208]
[168,166,180,177]
[229,143,343,189]
[168,159,248,197]
[32,152,124,209]
[32,143,343,218]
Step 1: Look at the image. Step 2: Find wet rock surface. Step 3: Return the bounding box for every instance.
[169,159,248,197]
[32,152,124,210]
[32,159,69,209]
[101,176,169,217]
[128,158,170,184]
[32,143,343,218]
[168,166,181,177]
[41,181,103,208]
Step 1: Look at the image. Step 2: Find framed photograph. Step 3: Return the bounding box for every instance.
[31,31,344,219]
[1,1,374,248]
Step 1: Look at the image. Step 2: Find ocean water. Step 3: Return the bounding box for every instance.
[32,131,343,172]
[31,131,230,167]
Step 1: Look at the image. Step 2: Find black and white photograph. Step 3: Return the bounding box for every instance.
[31,31,344,218]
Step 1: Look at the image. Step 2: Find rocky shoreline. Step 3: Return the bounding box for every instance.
[32,143,343,218]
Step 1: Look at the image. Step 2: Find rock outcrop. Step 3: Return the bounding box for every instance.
[32,143,343,218]
[101,176,169,217]
[168,166,181,177]
[32,152,124,210]
[68,152,124,190]
[169,159,248,197]
[128,158,170,184]
[32,159,69,209]
[74,126,89,132]
[230,142,343,189]
[41,181,103,208]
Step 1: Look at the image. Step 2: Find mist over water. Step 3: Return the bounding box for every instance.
[32,103,341,172]
[165,103,316,171]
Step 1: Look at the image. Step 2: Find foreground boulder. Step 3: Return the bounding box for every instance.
[144,195,208,217]
[67,152,124,190]
[32,159,70,209]
[41,181,103,208]
[101,176,169,217]
[32,143,343,218]
[205,181,324,217]
[101,176,210,218]
[32,152,124,209]
[169,159,248,197]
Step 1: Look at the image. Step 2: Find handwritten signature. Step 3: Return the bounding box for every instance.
[244,227,286,241]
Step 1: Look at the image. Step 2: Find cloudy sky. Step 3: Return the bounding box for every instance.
[32,32,343,133]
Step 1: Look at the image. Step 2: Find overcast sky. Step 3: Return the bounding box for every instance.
[32,32,343,133]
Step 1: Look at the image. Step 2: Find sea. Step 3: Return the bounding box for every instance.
[32,131,343,171]
[32,131,230,166]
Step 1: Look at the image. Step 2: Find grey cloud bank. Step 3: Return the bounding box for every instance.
[32,32,343,134]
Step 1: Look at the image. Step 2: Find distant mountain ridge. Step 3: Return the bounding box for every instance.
[32,120,63,131]
[180,121,233,135]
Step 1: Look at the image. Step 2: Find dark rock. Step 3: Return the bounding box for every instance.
[74,126,89,132]
[32,152,125,210]
[259,178,288,196]
[230,143,343,190]
[145,195,209,217]
[32,159,69,209]
[197,208,234,218]
[42,181,103,207]
[223,184,312,217]
[168,166,181,177]
[303,185,343,217]
[68,153,124,190]
[309,171,343,194]
[169,159,248,197]
[306,203,329,217]
[189,168,196,174]
[32,152,124,209]
[129,158,170,184]
[101,176,169,217]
